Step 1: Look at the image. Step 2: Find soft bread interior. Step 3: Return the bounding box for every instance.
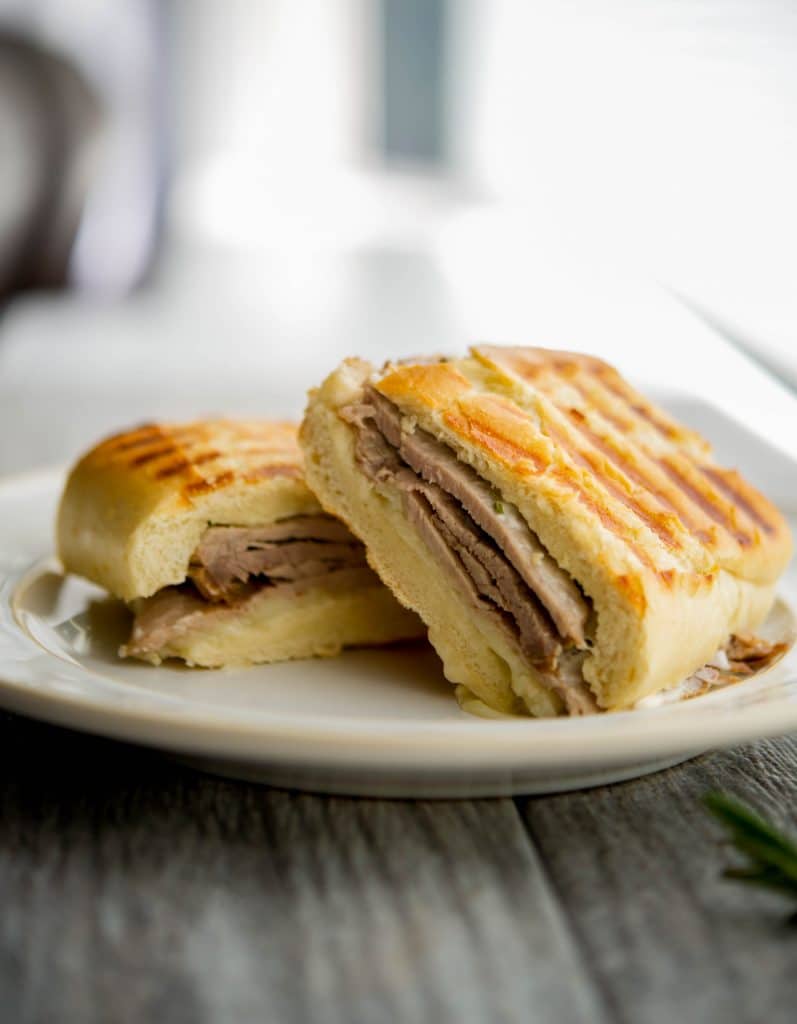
[127,578,422,668]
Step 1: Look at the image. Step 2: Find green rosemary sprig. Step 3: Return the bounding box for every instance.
[704,792,797,902]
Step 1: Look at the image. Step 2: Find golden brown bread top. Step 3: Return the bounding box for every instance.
[58,419,320,601]
[373,345,792,590]
[83,419,303,504]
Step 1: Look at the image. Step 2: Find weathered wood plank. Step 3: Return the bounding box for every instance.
[519,738,797,1024]
[0,712,606,1024]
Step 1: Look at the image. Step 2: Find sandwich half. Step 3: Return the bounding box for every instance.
[57,419,423,666]
[300,346,793,715]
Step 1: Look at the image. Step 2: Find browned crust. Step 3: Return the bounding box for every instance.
[374,345,792,590]
[82,420,302,505]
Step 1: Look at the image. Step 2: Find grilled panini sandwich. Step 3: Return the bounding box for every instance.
[58,420,423,666]
[300,346,792,715]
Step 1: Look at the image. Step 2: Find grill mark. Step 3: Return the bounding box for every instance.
[702,466,777,536]
[495,350,588,383]
[165,425,205,437]
[593,366,682,441]
[191,450,221,467]
[449,394,677,568]
[509,358,543,380]
[658,458,752,546]
[129,444,178,467]
[629,401,678,440]
[536,372,662,447]
[549,466,659,574]
[555,368,684,448]
[154,458,191,479]
[615,573,647,613]
[542,419,684,552]
[563,408,716,546]
[91,423,305,511]
[555,359,579,375]
[532,375,744,551]
[565,376,657,439]
[482,348,698,448]
[184,470,235,496]
[594,406,632,435]
[111,427,162,452]
[443,410,547,472]
[184,480,213,496]
[416,356,783,587]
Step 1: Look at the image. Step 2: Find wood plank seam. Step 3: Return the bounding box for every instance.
[512,799,620,1024]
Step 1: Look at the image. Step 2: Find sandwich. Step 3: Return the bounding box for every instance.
[300,346,792,715]
[57,419,423,666]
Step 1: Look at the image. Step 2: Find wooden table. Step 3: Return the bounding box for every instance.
[1,259,797,1022]
[3,712,797,1023]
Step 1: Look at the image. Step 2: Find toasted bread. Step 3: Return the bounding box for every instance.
[58,419,423,666]
[58,420,316,601]
[300,347,792,713]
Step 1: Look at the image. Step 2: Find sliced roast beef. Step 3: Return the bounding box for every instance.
[403,491,524,657]
[404,491,487,612]
[189,518,367,602]
[400,473,560,664]
[125,513,378,659]
[543,651,598,715]
[340,400,404,481]
[367,388,404,446]
[724,633,788,674]
[380,426,590,648]
[124,587,209,657]
[363,386,589,644]
[342,388,597,713]
[240,516,358,544]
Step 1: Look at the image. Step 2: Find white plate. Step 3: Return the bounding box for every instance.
[1,437,796,797]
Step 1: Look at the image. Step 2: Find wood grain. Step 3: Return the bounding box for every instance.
[3,708,797,1023]
[519,740,797,1024]
[0,712,603,1024]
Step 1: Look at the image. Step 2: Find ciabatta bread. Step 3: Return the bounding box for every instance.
[58,419,423,666]
[300,347,792,713]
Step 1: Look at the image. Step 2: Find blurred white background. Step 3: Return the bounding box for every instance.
[0,0,795,470]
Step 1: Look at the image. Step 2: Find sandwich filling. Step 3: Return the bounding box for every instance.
[341,387,786,714]
[342,387,598,713]
[123,515,378,661]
